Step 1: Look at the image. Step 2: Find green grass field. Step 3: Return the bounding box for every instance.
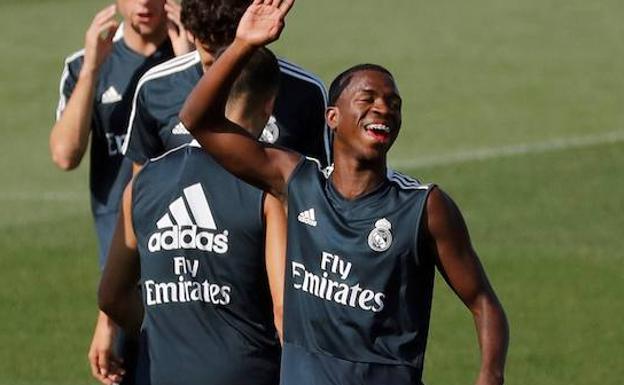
[1,0,623,384]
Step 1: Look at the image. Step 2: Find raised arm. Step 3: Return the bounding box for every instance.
[179,0,299,200]
[263,194,287,342]
[98,180,143,335]
[50,4,118,170]
[424,188,509,385]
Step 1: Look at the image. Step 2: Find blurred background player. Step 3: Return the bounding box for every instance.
[98,47,286,385]
[180,1,509,384]
[49,1,193,384]
[121,0,330,174]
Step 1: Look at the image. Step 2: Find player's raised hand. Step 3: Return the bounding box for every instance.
[236,0,295,47]
[83,4,119,74]
[165,0,194,56]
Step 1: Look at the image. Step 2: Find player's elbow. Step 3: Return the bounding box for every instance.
[51,154,80,171]
[97,284,119,319]
[50,143,82,171]
[470,292,508,331]
[97,292,114,317]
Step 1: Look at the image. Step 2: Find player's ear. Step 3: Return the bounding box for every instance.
[264,94,276,117]
[326,106,339,131]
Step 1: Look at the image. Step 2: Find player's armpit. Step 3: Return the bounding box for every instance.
[263,193,287,342]
[423,187,509,385]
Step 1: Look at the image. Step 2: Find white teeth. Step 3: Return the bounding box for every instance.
[366,123,390,133]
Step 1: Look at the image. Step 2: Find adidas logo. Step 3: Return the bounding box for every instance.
[148,183,229,253]
[171,122,190,135]
[297,208,317,227]
[101,86,122,104]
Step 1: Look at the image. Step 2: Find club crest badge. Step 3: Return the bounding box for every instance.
[260,115,280,144]
[368,218,393,252]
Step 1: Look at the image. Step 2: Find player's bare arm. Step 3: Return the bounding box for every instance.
[424,187,509,385]
[263,193,287,342]
[98,181,143,335]
[49,4,119,170]
[88,310,125,385]
[180,0,298,201]
[164,0,194,55]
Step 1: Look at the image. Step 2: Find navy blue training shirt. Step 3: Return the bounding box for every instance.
[122,51,331,167]
[56,37,174,217]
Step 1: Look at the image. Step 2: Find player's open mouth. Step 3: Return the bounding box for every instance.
[364,123,392,141]
[136,12,154,22]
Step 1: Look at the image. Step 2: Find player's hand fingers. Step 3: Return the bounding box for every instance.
[167,20,180,38]
[88,350,101,378]
[97,20,120,41]
[106,358,126,384]
[278,0,295,17]
[97,348,111,379]
[165,2,183,27]
[93,4,117,25]
[88,9,116,40]
[89,351,112,385]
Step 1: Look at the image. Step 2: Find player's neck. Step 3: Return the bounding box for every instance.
[225,102,265,138]
[122,23,168,57]
[330,153,387,200]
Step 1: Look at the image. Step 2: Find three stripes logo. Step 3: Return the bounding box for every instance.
[147,183,229,254]
[171,122,190,135]
[101,86,122,104]
[297,208,317,227]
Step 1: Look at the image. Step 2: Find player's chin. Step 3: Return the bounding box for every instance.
[132,19,164,36]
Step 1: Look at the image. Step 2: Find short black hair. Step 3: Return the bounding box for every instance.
[230,47,280,102]
[181,0,249,50]
[328,64,394,106]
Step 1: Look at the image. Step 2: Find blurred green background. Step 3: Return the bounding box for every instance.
[1,0,622,384]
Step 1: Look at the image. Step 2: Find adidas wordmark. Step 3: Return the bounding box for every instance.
[148,183,229,253]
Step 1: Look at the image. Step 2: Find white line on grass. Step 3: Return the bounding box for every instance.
[0,191,87,202]
[390,130,624,169]
[2,131,623,202]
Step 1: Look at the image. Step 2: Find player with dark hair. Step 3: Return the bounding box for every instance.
[180,1,509,384]
[98,47,285,385]
[49,1,193,384]
[121,0,330,174]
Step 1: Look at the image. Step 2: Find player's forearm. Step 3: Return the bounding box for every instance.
[49,69,97,170]
[473,294,509,385]
[180,38,256,133]
[99,288,143,335]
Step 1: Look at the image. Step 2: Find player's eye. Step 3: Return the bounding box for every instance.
[387,97,402,111]
[356,97,374,103]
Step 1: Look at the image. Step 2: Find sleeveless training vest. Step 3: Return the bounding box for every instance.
[282,158,434,385]
[132,144,280,385]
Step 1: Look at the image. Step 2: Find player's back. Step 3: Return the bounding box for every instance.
[282,159,435,385]
[132,143,280,385]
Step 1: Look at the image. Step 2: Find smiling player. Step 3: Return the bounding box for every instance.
[179,1,509,384]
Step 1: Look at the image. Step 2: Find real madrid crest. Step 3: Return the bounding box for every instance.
[368,218,393,252]
[260,115,280,144]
